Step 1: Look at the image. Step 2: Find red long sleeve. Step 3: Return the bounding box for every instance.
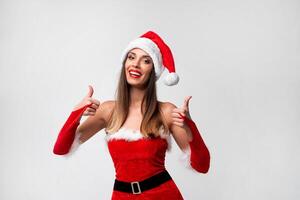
[53,104,91,155]
[183,117,210,173]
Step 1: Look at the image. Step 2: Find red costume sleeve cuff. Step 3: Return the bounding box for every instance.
[53,104,91,155]
[180,116,211,173]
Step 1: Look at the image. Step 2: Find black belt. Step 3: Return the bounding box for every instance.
[113,170,172,194]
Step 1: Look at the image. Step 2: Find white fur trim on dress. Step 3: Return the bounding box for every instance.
[105,126,172,151]
[63,131,83,159]
[120,37,165,80]
[105,128,144,142]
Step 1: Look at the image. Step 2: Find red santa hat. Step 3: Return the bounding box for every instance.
[120,31,179,86]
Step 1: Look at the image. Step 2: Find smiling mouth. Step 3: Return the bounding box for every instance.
[129,70,142,78]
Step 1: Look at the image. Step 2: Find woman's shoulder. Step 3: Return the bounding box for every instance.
[100,100,116,109]
[96,100,116,122]
[158,101,177,112]
[100,100,116,113]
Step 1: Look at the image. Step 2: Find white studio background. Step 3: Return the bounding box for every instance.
[0,0,299,199]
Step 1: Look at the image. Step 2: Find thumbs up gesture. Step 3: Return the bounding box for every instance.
[172,96,192,127]
[73,85,100,116]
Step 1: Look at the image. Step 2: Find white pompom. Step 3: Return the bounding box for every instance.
[163,72,179,86]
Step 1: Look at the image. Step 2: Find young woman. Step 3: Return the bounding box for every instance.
[53,31,210,200]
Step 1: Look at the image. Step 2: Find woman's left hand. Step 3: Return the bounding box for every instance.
[171,96,192,127]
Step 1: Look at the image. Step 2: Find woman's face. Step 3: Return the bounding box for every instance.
[124,48,154,88]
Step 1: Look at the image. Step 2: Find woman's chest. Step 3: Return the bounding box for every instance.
[121,109,143,131]
[106,138,168,161]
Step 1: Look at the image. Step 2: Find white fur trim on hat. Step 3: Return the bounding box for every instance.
[120,37,165,80]
[163,72,179,86]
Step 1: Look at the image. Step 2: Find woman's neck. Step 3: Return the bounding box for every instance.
[129,87,146,108]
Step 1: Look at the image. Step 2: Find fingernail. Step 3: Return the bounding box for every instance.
[179,113,185,119]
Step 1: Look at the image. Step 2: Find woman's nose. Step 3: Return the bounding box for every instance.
[132,59,141,68]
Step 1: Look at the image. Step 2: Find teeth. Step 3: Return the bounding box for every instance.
[130,71,141,76]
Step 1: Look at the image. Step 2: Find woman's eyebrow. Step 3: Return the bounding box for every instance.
[128,52,151,58]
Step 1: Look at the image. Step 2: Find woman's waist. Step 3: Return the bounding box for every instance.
[114,162,167,182]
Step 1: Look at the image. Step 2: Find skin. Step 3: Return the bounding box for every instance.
[75,48,193,151]
[125,49,154,91]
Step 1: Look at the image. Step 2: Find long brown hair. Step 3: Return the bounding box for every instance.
[105,59,169,137]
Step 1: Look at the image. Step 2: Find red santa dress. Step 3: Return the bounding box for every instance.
[53,105,210,199]
[105,127,184,200]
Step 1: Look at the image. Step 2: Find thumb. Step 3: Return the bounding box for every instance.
[182,96,192,110]
[86,85,94,97]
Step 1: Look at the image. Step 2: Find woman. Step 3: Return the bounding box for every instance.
[53,31,210,200]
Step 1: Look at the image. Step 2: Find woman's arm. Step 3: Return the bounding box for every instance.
[77,100,114,143]
[162,102,191,150]
[162,98,210,173]
[53,100,114,156]
[179,115,210,173]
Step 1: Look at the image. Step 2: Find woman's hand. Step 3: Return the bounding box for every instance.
[171,96,192,127]
[73,85,100,116]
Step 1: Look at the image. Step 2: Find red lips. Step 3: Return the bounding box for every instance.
[129,69,142,75]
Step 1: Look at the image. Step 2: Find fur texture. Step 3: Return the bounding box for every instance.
[105,126,172,151]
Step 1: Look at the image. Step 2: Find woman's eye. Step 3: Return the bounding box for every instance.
[128,55,134,60]
[145,60,150,64]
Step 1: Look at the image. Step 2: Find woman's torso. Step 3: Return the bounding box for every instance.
[103,101,184,199]
[105,127,170,181]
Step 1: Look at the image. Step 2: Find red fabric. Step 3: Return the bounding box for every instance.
[183,116,210,173]
[107,135,184,199]
[140,31,175,73]
[53,104,91,155]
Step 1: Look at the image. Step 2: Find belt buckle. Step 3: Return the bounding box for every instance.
[131,181,141,194]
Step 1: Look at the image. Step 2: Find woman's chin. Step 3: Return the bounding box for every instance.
[127,79,147,89]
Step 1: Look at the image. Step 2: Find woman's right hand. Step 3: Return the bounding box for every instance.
[73,85,100,116]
